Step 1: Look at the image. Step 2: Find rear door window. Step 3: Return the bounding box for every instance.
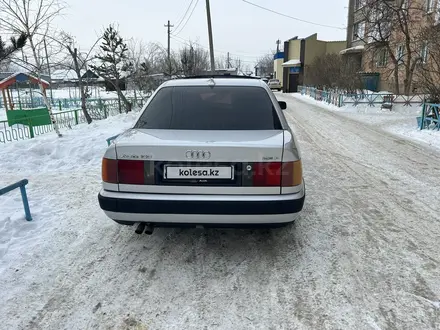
[134,86,282,130]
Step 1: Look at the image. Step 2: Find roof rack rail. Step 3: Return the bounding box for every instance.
[182,74,260,79]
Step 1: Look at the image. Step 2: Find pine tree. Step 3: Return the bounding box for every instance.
[0,32,27,63]
[91,25,132,113]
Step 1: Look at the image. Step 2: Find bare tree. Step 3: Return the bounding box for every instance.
[0,0,65,137]
[127,40,163,95]
[56,32,102,124]
[256,52,275,78]
[91,25,132,113]
[416,26,440,102]
[357,0,428,95]
[215,54,228,69]
[179,42,210,76]
[158,50,180,78]
[306,53,362,92]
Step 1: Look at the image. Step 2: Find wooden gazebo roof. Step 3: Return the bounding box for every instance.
[0,72,50,90]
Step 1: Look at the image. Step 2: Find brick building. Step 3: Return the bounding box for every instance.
[344,0,440,93]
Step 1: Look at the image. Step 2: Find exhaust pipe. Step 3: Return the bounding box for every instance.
[135,222,146,234]
[144,223,154,235]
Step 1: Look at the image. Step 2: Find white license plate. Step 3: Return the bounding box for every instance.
[165,166,233,180]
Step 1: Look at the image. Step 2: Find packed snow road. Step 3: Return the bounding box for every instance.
[1,96,440,330]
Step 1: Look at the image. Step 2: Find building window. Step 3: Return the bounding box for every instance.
[421,42,429,63]
[376,48,389,67]
[353,21,365,40]
[396,45,405,64]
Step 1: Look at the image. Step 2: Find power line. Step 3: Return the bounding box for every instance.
[173,0,200,36]
[171,36,258,66]
[170,36,257,64]
[242,0,346,30]
[173,0,195,32]
[171,34,261,60]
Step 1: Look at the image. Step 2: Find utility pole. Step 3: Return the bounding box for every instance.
[205,0,215,73]
[276,39,281,53]
[227,52,230,69]
[43,38,54,103]
[164,20,174,76]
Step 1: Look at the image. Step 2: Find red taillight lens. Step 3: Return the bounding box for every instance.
[253,162,282,186]
[118,160,145,185]
[102,158,118,183]
[252,161,302,187]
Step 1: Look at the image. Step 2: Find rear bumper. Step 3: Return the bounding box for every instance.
[98,185,305,225]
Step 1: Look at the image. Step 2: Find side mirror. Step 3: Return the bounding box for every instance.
[278,101,287,110]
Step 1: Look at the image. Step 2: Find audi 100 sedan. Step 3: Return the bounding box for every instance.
[98,76,305,234]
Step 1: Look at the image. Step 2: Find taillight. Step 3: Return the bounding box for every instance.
[118,160,145,184]
[281,161,302,187]
[102,159,147,185]
[252,161,302,187]
[253,162,282,186]
[102,158,118,183]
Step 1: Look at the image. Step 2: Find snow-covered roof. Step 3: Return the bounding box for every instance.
[216,68,238,72]
[282,59,301,67]
[0,72,50,89]
[339,45,365,55]
[51,69,86,81]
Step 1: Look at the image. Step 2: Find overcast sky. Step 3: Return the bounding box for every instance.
[57,0,348,65]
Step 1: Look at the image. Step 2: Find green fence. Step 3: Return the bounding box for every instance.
[0,97,146,144]
[0,95,147,111]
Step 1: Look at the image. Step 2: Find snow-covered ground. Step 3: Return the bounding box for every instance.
[292,93,440,151]
[6,87,150,101]
[0,88,150,122]
[1,96,440,329]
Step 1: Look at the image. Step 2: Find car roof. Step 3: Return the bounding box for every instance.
[161,77,265,88]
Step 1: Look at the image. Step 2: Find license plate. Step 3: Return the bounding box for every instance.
[165,166,233,180]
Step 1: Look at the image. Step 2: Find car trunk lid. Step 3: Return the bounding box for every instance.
[113,129,285,195]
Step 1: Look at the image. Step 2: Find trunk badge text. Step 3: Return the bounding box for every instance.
[185,150,211,160]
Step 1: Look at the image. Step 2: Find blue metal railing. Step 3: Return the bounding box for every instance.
[0,97,146,144]
[299,85,425,108]
[0,179,32,221]
[106,134,120,146]
[419,103,440,130]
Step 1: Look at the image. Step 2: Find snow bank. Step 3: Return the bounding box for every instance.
[3,88,151,103]
[0,112,138,174]
[292,93,440,151]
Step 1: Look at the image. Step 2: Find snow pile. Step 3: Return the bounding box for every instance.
[292,93,440,150]
[0,112,137,229]
[0,113,137,174]
[0,109,6,121]
[2,88,151,105]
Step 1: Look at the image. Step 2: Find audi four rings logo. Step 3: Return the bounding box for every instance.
[186,150,211,159]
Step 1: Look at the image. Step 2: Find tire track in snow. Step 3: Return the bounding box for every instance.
[280,95,440,328]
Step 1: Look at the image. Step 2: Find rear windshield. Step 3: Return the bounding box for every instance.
[134,86,282,130]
